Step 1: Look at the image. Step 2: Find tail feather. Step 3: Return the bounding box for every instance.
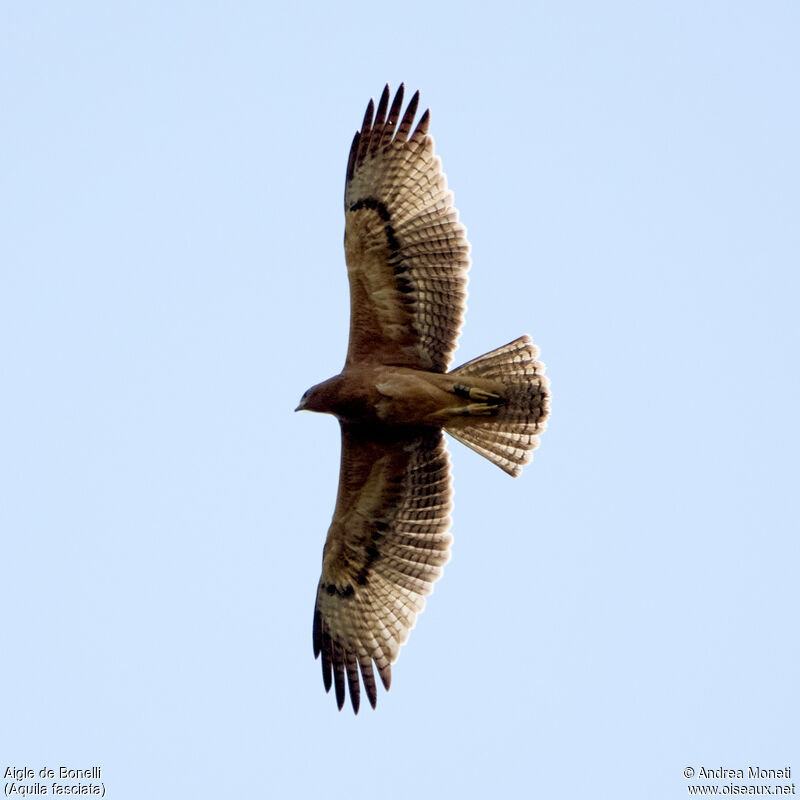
[446,335,549,477]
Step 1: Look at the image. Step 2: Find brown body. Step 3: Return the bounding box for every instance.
[299,365,504,427]
[298,85,550,713]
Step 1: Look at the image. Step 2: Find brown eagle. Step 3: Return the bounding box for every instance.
[296,85,550,712]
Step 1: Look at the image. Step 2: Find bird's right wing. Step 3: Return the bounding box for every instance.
[313,423,453,712]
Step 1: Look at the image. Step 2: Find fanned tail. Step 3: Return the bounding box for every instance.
[445,336,550,477]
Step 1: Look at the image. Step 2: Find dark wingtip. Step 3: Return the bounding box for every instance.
[332,640,346,710]
[397,90,420,142]
[334,671,346,711]
[345,131,360,183]
[358,659,378,710]
[361,97,375,133]
[345,653,361,714]
[317,609,333,692]
[384,85,404,140]
[378,662,392,692]
[414,108,431,138]
[312,605,322,657]
[375,84,390,125]
[322,657,332,693]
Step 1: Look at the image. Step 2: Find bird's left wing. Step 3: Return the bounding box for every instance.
[343,84,470,372]
[313,424,453,712]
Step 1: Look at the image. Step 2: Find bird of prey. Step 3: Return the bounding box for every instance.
[296,85,550,712]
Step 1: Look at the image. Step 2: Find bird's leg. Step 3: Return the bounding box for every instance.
[452,383,504,404]
[442,383,505,418]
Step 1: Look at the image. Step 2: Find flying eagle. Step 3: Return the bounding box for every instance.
[296,85,550,712]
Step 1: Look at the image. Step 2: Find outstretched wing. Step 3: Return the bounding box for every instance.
[313,424,453,712]
[344,84,470,373]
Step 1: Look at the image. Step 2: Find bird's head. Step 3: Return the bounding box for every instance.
[295,382,330,414]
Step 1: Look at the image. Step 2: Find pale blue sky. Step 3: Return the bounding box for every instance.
[2,3,798,799]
